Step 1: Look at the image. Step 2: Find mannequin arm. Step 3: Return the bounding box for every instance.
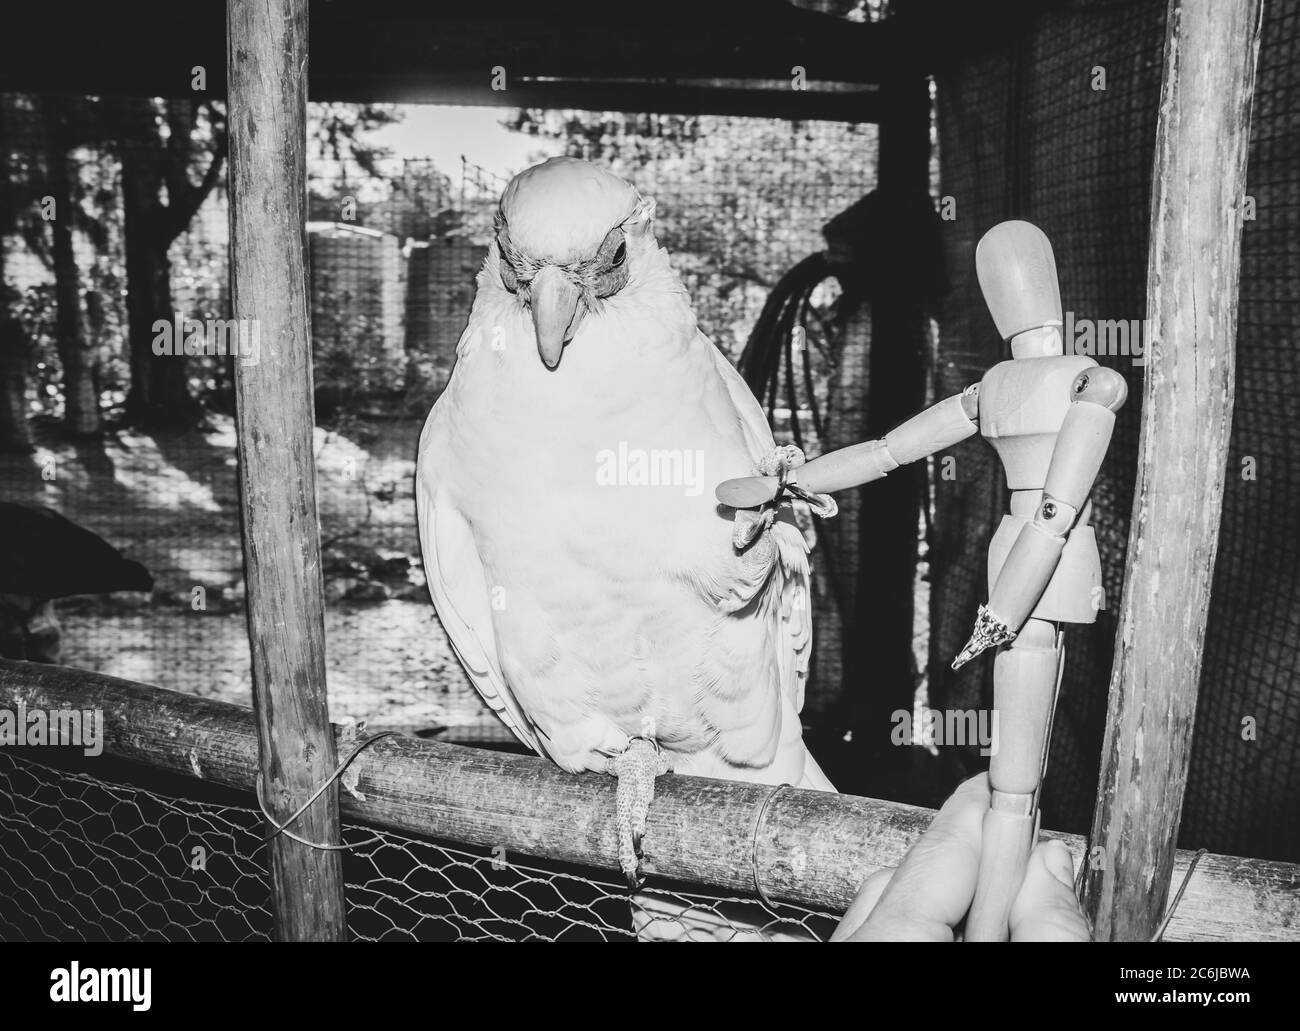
[715,385,980,509]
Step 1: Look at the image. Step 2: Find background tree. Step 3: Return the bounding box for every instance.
[306,104,402,225]
[0,94,132,443]
[0,97,33,452]
[41,95,97,436]
[111,97,226,429]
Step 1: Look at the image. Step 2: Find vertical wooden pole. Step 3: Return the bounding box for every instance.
[227,0,347,940]
[1082,0,1263,941]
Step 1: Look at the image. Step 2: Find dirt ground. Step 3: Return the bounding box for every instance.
[1,413,497,737]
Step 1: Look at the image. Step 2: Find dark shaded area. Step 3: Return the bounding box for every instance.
[0,502,153,664]
[0,1,1022,119]
[0,502,152,598]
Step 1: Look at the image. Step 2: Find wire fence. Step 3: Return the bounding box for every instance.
[0,749,273,942]
[0,747,838,942]
[2,662,1296,942]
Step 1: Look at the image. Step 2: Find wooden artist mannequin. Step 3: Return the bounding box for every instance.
[717,220,1127,942]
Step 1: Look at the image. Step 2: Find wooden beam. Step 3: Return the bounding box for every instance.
[1082,0,1264,941]
[0,1,889,97]
[328,80,881,124]
[0,0,1013,104]
[2,660,1296,941]
[226,0,347,941]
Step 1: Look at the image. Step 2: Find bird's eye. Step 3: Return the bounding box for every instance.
[499,251,519,293]
[591,227,630,298]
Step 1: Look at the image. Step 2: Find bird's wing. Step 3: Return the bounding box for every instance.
[706,339,778,463]
[704,340,815,718]
[415,454,544,755]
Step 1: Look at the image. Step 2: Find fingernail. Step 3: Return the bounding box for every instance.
[1043,840,1075,887]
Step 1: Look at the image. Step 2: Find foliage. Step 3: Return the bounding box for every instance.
[309,104,403,181]
[307,104,406,226]
[167,182,236,413]
[4,95,876,429]
[310,268,403,420]
[365,160,458,241]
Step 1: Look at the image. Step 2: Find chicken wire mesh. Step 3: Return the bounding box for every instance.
[0,748,838,942]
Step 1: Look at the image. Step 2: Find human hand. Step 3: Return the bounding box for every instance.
[831,774,1089,942]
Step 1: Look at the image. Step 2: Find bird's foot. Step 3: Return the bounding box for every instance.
[756,443,808,479]
[606,737,671,890]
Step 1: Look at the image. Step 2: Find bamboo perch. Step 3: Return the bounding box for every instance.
[1082,0,1264,940]
[1,661,1295,942]
[226,0,347,940]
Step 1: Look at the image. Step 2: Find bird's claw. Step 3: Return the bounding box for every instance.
[757,445,838,517]
[732,507,775,549]
[607,737,670,891]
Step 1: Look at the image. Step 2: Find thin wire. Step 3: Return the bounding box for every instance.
[1151,848,1208,942]
[750,783,791,912]
[255,731,398,852]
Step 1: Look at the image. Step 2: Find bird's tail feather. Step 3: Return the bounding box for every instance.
[631,892,821,941]
[799,745,835,793]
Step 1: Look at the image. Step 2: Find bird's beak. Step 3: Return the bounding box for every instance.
[531,266,585,369]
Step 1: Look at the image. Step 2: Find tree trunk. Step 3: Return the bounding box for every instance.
[117,101,200,429]
[0,320,34,453]
[42,98,99,437]
[0,97,31,452]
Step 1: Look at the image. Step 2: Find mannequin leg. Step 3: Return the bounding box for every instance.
[965,617,1063,942]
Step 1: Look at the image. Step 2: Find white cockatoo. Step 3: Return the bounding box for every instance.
[416,157,833,898]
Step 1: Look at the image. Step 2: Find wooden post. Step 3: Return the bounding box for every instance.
[226,0,347,940]
[1082,0,1264,940]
